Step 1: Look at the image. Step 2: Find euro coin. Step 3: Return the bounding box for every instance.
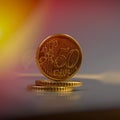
[36,34,82,81]
[35,80,82,87]
[28,85,73,92]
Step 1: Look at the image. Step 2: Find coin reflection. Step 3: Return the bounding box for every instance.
[37,92,81,101]
[27,84,81,101]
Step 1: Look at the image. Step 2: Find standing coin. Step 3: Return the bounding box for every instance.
[36,34,82,81]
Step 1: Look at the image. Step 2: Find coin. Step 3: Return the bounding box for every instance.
[36,34,82,81]
[27,85,73,92]
[35,80,82,87]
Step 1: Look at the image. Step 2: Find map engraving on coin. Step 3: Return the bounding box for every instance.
[36,34,82,81]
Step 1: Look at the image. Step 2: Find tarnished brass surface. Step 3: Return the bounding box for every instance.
[35,80,82,87]
[36,34,82,81]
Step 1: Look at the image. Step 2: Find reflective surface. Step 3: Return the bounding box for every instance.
[1,75,120,119]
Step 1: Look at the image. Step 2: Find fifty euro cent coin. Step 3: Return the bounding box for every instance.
[36,34,82,81]
[35,80,82,87]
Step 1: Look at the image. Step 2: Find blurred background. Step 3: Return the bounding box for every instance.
[0,0,120,77]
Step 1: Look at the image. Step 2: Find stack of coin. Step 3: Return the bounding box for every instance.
[29,34,83,92]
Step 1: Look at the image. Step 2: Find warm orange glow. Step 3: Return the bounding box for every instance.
[0,0,39,47]
[0,0,50,75]
[0,29,2,39]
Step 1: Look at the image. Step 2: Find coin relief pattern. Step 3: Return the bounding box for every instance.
[36,35,82,80]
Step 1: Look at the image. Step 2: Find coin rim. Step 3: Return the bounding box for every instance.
[35,80,82,87]
[28,85,73,92]
[36,34,83,81]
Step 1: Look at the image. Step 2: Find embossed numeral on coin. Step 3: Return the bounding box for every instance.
[55,48,79,69]
[55,55,66,68]
[67,49,79,69]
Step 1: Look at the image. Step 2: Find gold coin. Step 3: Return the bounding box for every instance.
[36,34,82,81]
[35,80,82,87]
[27,85,73,92]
